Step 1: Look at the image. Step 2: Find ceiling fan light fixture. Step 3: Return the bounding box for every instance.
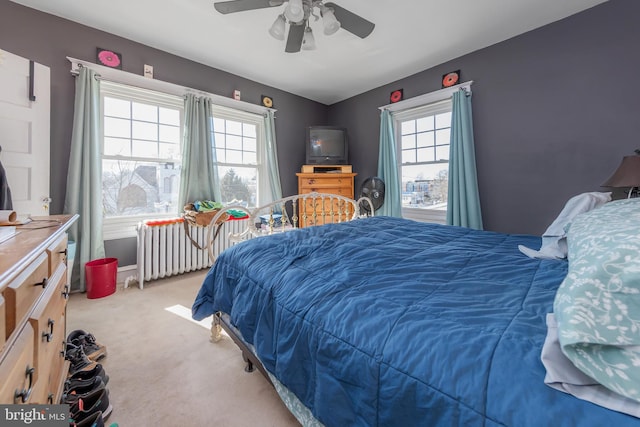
[321,6,340,35]
[285,0,305,23]
[269,14,287,40]
[302,26,316,50]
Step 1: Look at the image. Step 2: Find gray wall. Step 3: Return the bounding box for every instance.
[0,0,327,265]
[329,0,640,235]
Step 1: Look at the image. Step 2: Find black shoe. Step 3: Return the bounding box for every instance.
[67,364,109,385]
[67,330,107,362]
[66,343,98,376]
[62,377,106,404]
[70,410,104,427]
[69,389,112,424]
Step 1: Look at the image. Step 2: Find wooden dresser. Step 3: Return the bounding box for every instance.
[296,165,356,227]
[0,214,78,404]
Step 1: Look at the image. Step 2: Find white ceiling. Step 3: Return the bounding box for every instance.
[11,0,607,105]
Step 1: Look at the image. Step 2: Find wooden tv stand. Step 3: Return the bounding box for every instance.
[297,165,356,227]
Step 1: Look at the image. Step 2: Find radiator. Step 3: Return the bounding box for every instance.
[126,217,249,289]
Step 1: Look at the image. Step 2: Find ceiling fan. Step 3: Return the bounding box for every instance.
[213,0,375,53]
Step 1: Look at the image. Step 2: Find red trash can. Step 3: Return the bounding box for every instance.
[85,258,118,299]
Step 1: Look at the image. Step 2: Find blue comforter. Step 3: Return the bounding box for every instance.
[192,216,640,426]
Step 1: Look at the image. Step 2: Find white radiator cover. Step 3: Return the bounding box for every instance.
[127,217,249,289]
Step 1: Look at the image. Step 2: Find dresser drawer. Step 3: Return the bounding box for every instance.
[3,253,49,339]
[0,323,36,404]
[46,234,68,277]
[30,264,67,404]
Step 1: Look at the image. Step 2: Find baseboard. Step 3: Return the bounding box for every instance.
[117,264,136,284]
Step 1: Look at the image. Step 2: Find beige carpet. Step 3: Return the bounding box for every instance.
[67,271,300,427]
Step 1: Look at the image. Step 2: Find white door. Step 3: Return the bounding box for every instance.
[0,49,50,217]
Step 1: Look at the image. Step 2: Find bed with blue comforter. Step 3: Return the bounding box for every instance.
[192,215,640,426]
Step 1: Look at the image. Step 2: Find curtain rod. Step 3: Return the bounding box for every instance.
[379,81,473,113]
[67,56,275,117]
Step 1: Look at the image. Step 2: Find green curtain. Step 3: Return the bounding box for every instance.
[377,109,402,217]
[446,89,483,229]
[179,94,220,209]
[264,110,282,203]
[63,67,105,292]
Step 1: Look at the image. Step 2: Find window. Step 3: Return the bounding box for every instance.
[395,99,452,223]
[211,106,266,208]
[100,82,184,239]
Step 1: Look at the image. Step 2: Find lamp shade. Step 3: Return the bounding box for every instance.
[269,14,286,40]
[602,155,640,187]
[302,27,316,50]
[322,7,341,35]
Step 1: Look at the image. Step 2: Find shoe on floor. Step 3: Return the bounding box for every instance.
[69,388,112,424]
[66,343,98,376]
[62,377,107,404]
[69,410,103,427]
[67,364,109,385]
[67,330,108,362]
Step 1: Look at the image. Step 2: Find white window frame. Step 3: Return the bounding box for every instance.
[382,81,473,224]
[101,82,185,240]
[68,57,275,240]
[211,105,269,208]
[394,99,452,224]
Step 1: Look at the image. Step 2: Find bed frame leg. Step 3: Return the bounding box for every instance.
[210,313,223,343]
[243,353,255,373]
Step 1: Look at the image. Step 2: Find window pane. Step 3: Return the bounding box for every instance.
[401,134,415,150]
[416,147,433,162]
[436,145,449,161]
[243,123,256,138]
[226,135,242,150]
[103,159,181,217]
[132,140,158,157]
[104,137,131,156]
[212,117,225,132]
[435,112,452,129]
[132,102,158,122]
[213,133,225,149]
[416,132,433,148]
[159,142,180,159]
[218,166,257,206]
[416,116,434,132]
[244,152,257,164]
[132,121,158,141]
[104,98,130,119]
[226,120,242,135]
[159,107,180,126]
[401,120,415,135]
[401,163,449,208]
[435,128,450,145]
[402,149,416,164]
[243,137,257,153]
[216,148,225,163]
[227,149,242,164]
[104,117,131,138]
[159,124,180,143]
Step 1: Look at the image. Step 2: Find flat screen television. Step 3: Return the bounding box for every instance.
[306,126,348,165]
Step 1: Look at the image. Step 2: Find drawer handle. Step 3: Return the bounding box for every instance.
[47,393,54,404]
[58,248,68,256]
[34,277,48,288]
[14,366,35,403]
[308,179,315,184]
[62,285,70,299]
[42,319,55,342]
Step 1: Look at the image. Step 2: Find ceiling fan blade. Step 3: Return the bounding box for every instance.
[285,23,305,53]
[324,2,375,39]
[214,0,283,14]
